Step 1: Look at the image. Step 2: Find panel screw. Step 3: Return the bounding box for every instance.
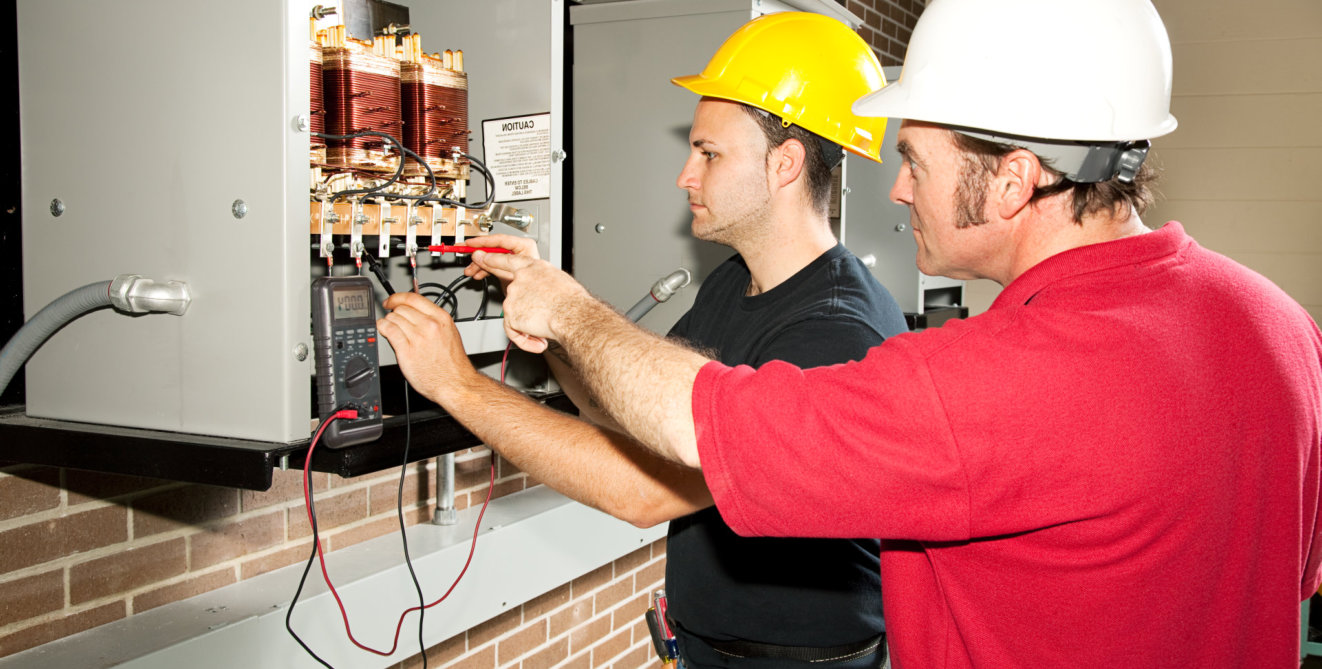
[895,223,907,232]
[551,149,568,163]
[294,113,310,132]
[232,200,248,219]
[293,343,309,361]
[50,199,64,217]
[594,224,605,234]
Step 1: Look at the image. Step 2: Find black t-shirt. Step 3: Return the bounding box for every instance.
[665,244,907,660]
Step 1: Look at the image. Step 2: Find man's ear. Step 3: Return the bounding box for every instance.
[770,137,808,192]
[995,149,1043,220]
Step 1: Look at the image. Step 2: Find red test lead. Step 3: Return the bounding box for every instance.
[427,245,513,254]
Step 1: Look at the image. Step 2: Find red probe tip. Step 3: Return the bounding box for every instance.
[426,245,513,254]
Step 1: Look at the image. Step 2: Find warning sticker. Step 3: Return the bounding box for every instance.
[482,113,552,202]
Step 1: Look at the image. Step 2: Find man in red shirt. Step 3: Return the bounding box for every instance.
[393,0,1322,665]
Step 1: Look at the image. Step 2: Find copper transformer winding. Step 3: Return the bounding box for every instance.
[401,34,469,181]
[310,41,326,160]
[321,29,403,173]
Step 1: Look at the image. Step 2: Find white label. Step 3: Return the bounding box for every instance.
[482,113,552,202]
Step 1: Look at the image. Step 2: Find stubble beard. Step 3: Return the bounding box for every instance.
[691,175,772,249]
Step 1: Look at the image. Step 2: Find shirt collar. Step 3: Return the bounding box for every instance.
[992,221,1190,309]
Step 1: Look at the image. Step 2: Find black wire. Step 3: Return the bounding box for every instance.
[417,282,458,316]
[391,150,494,210]
[316,131,492,211]
[286,412,341,669]
[445,274,472,295]
[384,143,439,204]
[442,152,496,210]
[313,131,408,201]
[361,251,397,295]
[476,277,491,320]
[398,380,428,668]
[447,275,477,322]
[454,276,496,323]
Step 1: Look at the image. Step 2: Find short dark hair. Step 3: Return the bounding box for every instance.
[951,131,1159,224]
[739,104,839,216]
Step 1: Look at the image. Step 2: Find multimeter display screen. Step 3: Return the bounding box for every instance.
[333,287,373,320]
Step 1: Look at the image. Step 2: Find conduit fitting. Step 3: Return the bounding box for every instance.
[625,268,692,323]
[650,268,691,303]
[109,275,192,316]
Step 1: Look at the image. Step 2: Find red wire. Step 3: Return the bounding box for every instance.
[303,412,498,657]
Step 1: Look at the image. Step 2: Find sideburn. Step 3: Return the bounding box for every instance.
[954,153,990,228]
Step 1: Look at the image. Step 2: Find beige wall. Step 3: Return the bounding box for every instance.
[1149,0,1322,323]
[964,0,1322,321]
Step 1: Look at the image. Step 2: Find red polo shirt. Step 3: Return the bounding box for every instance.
[694,222,1322,668]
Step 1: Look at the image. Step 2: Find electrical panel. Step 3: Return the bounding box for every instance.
[16,0,565,442]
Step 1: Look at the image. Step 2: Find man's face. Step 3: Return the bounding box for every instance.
[676,99,772,246]
[890,121,999,280]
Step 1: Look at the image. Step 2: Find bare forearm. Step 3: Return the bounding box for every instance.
[544,344,622,431]
[441,369,710,526]
[551,297,707,468]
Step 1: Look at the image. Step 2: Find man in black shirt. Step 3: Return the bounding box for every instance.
[380,13,905,668]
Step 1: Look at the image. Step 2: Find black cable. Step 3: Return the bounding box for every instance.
[314,131,492,211]
[286,412,342,669]
[476,276,492,320]
[313,131,408,201]
[417,282,458,317]
[446,275,478,323]
[361,251,397,295]
[383,143,439,204]
[454,276,495,323]
[398,380,428,668]
[438,152,496,210]
[445,274,472,295]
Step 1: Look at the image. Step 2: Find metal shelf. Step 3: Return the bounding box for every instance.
[0,394,572,491]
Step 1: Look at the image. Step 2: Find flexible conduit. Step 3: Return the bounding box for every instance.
[0,281,112,397]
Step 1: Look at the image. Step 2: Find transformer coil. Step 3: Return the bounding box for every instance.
[310,41,326,158]
[401,55,469,180]
[322,40,403,173]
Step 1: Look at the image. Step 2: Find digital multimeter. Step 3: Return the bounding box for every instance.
[311,276,384,448]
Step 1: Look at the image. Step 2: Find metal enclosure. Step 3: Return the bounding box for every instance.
[17,0,565,442]
[571,3,961,325]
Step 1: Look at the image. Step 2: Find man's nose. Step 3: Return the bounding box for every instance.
[676,154,701,191]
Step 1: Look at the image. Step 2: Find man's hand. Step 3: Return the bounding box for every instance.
[461,234,540,283]
[470,250,594,355]
[376,292,481,406]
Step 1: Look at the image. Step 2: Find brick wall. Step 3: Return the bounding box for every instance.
[0,451,668,667]
[835,0,925,66]
[399,541,667,669]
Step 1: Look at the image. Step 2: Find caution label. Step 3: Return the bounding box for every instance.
[482,113,552,202]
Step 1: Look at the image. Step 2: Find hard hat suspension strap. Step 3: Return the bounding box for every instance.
[954,126,1152,184]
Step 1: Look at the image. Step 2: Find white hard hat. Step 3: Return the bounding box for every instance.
[854,0,1178,180]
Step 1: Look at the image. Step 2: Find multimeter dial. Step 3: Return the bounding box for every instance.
[343,355,375,398]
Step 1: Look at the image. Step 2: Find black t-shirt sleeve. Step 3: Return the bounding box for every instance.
[752,317,886,369]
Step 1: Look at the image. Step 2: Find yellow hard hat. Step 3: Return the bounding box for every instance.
[672,12,888,163]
